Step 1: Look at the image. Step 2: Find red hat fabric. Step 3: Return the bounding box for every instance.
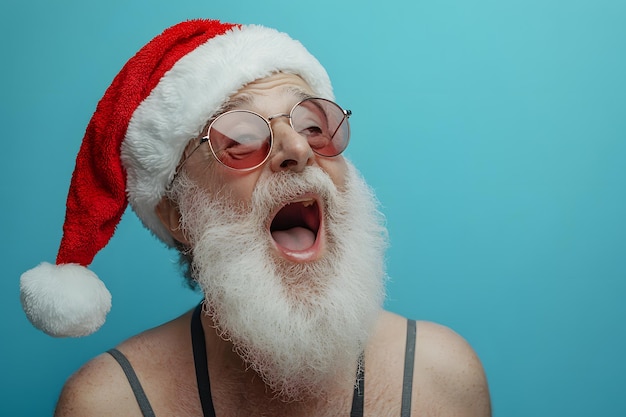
[20,19,334,337]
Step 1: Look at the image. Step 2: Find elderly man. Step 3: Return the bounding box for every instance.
[20,19,490,416]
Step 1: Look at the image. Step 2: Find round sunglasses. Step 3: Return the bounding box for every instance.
[177,97,351,173]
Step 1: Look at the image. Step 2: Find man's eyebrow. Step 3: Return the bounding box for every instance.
[231,87,314,105]
[200,94,253,131]
[219,94,254,113]
[285,86,315,100]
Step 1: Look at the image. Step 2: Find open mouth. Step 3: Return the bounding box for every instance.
[270,197,322,260]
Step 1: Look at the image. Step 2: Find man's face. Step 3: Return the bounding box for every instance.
[179,72,349,265]
[167,73,387,400]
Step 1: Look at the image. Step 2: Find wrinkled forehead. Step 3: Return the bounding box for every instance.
[223,73,316,113]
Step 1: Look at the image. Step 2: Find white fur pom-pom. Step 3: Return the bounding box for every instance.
[20,262,112,337]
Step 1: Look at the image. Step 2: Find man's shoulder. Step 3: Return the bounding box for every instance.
[372,311,487,380]
[412,319,491,416]
[54,351,140,417]
[370,311,491,416]
[54,308,196,417]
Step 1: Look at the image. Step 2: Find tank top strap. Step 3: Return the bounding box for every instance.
[107,348,156,417]
[350,353,365,416]
[400,319,417,417]
[191,302,217,417]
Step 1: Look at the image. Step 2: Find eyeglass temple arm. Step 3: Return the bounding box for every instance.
[170,137,208,184]
[330,109,351,140]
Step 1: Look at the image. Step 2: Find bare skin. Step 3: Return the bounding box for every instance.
[54,309,490,417]
[54,74,491,416]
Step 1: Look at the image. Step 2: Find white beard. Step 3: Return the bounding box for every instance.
[173,162,388,400]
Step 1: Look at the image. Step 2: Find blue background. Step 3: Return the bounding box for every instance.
[2,0,625,415]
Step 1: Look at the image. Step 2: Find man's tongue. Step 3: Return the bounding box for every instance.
[272,227,316,251]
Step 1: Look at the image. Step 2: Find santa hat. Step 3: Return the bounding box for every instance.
[20,19,334,337]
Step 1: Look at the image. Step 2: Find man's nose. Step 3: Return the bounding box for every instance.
[268,118,314,172]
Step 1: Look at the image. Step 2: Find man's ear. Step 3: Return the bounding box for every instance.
[155,196,190,246]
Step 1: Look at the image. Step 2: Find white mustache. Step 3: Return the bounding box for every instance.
[251,166,338,214]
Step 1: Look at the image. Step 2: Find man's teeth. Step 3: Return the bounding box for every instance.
[291,198,316,207]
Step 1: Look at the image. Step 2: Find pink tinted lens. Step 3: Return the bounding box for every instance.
[208,111,272,170]
[291,98,350,157]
